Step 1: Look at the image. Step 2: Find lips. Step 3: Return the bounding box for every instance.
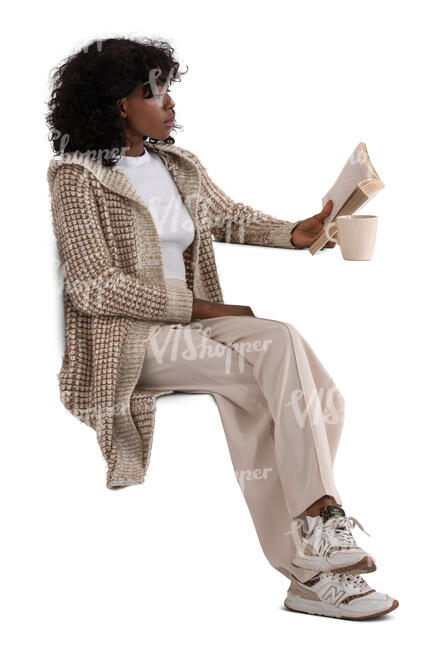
[164,113,175,123]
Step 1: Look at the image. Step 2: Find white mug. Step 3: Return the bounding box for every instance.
[325,215,378,261]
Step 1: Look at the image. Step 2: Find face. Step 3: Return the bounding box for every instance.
[117,75,176,154]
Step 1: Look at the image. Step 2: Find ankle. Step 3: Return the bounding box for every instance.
[305,496,341,518]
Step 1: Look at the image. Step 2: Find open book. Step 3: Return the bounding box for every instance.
[309,142,385,255]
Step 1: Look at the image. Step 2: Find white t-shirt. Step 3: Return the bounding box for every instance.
[116,146,195,281]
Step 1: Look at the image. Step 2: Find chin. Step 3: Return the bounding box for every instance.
[147,129,170,140]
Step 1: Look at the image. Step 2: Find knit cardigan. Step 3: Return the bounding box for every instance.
[47,141,302,490]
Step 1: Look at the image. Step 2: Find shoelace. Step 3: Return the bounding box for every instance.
[323,571,370,593]
[286,514,371,557]
[321,515,371,547]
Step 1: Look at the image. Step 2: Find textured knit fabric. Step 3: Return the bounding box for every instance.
[115,145,195,281]
[47,140,303,490]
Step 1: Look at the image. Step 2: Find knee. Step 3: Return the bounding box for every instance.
[261,319,298,346]
[246,319,297,361]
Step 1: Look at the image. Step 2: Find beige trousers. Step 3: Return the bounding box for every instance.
[135,278,345,583]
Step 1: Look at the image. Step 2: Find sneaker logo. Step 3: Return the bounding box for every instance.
[321,585,346,605]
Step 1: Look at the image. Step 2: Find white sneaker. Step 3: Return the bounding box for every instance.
[284,572,399,620]
[289,505,376,574]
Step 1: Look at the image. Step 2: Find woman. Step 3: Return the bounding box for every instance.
[46,36,398,620]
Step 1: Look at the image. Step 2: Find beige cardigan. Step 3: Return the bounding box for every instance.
[47,141,302,490]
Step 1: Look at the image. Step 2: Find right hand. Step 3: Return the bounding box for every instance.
[290,199,338,249]
[191,298,255,320]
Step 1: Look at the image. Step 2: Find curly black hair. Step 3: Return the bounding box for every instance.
[45,36,188,167]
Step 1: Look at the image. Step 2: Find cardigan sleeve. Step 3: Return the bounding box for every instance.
[49,165,193,323]
[190,152,303,249]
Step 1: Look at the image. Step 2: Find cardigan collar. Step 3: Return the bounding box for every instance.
[47,141,202,290]
[47,141,200,222]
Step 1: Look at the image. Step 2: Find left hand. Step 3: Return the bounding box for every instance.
[291,200,338,249]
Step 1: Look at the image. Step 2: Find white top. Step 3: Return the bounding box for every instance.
[116,146,195,281]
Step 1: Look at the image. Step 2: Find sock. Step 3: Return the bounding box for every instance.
[319,504,346,522]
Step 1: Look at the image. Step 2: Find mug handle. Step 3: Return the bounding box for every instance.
[324,220,340,243]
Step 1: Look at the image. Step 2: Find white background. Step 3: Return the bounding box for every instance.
[2,0,435,646]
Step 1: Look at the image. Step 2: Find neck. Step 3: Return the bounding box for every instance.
[123,141,146,157]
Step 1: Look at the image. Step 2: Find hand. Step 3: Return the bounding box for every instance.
[191,298,255,320]
[290,200,338,250]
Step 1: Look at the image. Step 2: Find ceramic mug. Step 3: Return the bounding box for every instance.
[325,215,378,260]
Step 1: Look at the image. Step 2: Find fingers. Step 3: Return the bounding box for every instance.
[323,199,333,214]
[316,199,333,222]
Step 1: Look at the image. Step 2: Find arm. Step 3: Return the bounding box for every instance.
[191,152,303,249]
[49,165,193,323]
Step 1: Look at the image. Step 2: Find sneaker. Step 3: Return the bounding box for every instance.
[284,572,399,620]
[289,505,376,574]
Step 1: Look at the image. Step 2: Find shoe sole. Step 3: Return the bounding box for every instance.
[284,598,399,620]
[331,556,377,575]
[292,555,377,575]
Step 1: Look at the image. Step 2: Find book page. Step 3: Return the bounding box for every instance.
[321,142,378,223]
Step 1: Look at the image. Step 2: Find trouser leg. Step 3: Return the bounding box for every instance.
[191,316,345,518]
[212,392,320,582]
[135,312,345,582]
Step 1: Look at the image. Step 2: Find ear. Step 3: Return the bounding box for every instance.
[117,99,126,118]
